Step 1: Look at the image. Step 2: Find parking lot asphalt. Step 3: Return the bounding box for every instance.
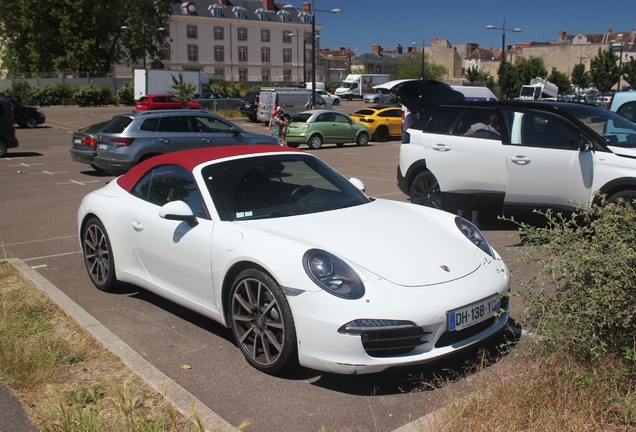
[0,102,531,431]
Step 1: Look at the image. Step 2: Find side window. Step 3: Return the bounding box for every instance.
[452,108,500,139]
[316,113,334,122]
[195,116,232,133]
[423,106,467,134]
[157,116,194,133]
[380,109,401,118]
[506,110,579,150]
[333,113,350,123]
[154,96,167,102]
[617,101,636,122]
[140,118,159,131]
[131,165,208,218]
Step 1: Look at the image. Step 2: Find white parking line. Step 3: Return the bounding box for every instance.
[2,235,78,246]
[55,180,101,186]
[22,251,81,262]
[30,170,68,175]
[8,162,44,167]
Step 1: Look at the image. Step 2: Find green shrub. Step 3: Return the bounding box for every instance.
[513,200,636,368]
[73,83,105,106]
[100,86,115,105]
[116,81,135,105]
[31,85,58,106]
[53,83,79,105]
[0,81,33,104]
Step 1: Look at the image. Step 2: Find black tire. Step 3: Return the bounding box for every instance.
[409,171,442,209]
[229,269,298,374]
[0,139,6,158]
[333,99,340,105]
[373,98,379,103]
[82,217,118,292]
[24,116,38,128]
[308,134,323,149]
[286,142,300,148]
[374,126,390,142]
[356,131,369,146]
[347,95,353,101]
[248,115,257,122]
[608,190,636,207]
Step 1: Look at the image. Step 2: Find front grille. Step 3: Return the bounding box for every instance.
[361,327,432,357]
[435,295,509,348]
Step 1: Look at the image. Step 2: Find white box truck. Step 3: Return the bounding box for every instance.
[256,87,332,123]
[335,74,390,100]
[518,77,559,101]
[133,69,213,100]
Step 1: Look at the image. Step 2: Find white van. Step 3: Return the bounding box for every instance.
[256,88,332,123]
[451,86,498,101]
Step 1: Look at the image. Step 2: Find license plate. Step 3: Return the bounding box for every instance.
[73,138,81,145]
[97,144,109,151]
[448,294,500,331]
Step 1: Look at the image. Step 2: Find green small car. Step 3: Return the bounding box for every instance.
[284,110,371,149]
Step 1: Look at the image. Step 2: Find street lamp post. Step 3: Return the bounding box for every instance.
[410,38,425,79]
[284,1,341,108]
[612,34,625,91]
[486,19,521,100]
[121,22,164,95]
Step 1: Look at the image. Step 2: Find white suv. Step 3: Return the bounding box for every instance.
[397,100,636,213]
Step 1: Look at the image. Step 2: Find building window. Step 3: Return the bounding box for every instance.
[209,4,222,17]
[367,64,374,73]
[239,69,247,82]
[262,69,270,82]
[188,45,198,61]
[233,6,246,19]
[277,10,290,22]
[256,8,269,20]
[214,46,224,62]
[384,66,390,74]
[283,49,292,63]
[299,12,311,24]
[376,66,381,73]
[283,69,291,83]
[214,27,223,40]
[304,70,311,83]
[304,50,311,63]
[261,48,270,63]
[261,29,270,42]
[238,28,247,41]
[304,33,311,44]
[187,25,197,39]
[159,44,170,60]
[238,46,247,62]
[283,31,292,43]
[214,68,225,79]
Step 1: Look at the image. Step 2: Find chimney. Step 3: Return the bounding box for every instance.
[396,44,403,54]
[372,44,382,55]
[263,0,275,10]
[302,2,311,13]
[219,0,227,5]
[558,29,566,40]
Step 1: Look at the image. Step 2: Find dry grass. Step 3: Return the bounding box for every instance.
[0,260,211,431]
[419,339,636,432]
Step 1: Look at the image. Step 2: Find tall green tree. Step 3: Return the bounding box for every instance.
[0,0,173,73]
[547,67,571,94]
[497,61,517,99]
[169,73,198,107]
[514,56,548,90]
[622,56,636,87]
[590,47,621,94]
[571,63,592,89]
[396,53,446,81]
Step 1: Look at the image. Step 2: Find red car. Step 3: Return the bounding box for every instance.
[135,94,200,111]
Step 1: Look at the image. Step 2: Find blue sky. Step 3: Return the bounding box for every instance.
[308,0,635,53]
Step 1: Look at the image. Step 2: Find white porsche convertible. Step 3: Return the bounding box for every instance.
[78,145,510,374]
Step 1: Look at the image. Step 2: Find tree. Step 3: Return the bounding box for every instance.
[497,61,517,99]
[0,0,173,73]
[547,67,571,94]
[590,47,621,94]
[396,53,446,81]
[169,73,197,107]
[571,63,592,89]
[465,65,481,84]
[622,56,636,87]
[514,56,548,91]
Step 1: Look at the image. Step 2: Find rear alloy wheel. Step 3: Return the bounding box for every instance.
[356,132,369,146]
[347,95,353,101]
[308,134,323,149]
[25,116,38,128]
[608,190,636,207]
[374,126,389,142]
[333,99,340,105]
[230,269,298,374]
[409,171,442,209]
[82,217,118,292]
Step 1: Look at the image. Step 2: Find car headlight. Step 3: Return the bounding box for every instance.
[455,217,494,257]
[303,249,365,299]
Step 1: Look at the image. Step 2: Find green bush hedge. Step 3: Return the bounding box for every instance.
[0,81,128,106]
[514,199,636,368]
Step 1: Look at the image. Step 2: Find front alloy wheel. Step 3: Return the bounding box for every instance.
[356,132,369,146]
[230,269,298,374]
[308,134,323,149]
[410,171,442,209]
[82,217,118,292]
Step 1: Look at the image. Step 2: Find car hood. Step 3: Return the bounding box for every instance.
[240,199,483,287]
[373,79,465,114]
[607,145,636,158]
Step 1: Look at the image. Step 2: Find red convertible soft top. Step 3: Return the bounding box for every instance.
[116,145,304,192]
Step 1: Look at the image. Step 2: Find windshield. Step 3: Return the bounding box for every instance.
[202,154,370,221]
[557,103,636,148]
[339,82,353,89]
[290,113,312,123]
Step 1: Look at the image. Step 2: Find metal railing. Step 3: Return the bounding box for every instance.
[198,98,241,111]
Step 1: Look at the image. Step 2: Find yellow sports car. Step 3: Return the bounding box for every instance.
[349,106,403,142]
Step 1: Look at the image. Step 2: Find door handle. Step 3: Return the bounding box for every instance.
[202,138,211,143]
[510,155,531,165]
[159,139,169,143]
[432,143,451,152]
[132,219,144,232]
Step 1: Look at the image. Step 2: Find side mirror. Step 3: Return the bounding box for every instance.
[581,138,593,151]
[349,177,366,192]
[159,200,198,226]
[230,126,242,136]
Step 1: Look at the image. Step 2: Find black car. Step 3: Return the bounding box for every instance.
[0,98,19,157]
[10,100,45,128]
[70,119,111,169]
[240,91,258,122]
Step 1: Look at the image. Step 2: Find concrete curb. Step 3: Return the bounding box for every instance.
[10,258,236,432]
